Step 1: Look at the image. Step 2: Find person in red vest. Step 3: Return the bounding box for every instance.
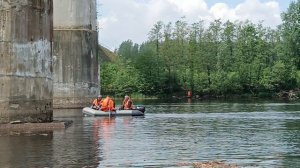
[92,95,102,110]
[187,90,192,98]
[122,95,134,110]
[100,96,115,112]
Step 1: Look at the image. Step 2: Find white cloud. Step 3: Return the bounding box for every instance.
[234,0,280,25]
[98,0,282,50]
[210,3,237,21]
[167,0,208,14]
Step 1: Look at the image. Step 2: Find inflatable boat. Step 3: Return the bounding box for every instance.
[82,106,145,117]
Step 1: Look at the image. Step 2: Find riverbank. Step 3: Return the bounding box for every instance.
[105,89,300,101]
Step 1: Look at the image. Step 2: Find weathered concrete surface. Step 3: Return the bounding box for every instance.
[53,0,99,108]
[53,0,97,30]
[0,0,53,123]
[0,120,72,133]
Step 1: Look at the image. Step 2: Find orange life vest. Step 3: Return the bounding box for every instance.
[100,97,115,112]
[92,98,102,106]
[123,98,133,110]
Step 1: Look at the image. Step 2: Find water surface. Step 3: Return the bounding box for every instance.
[0,100,300,167]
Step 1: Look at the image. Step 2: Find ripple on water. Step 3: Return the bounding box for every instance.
[1,102,300,167]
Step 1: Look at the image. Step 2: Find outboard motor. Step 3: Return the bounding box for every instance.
[136,106,145,113]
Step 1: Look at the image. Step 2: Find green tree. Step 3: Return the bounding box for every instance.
[173,18,190,93]
[160,22,175,94]
[101,1,300,98]
[219,20,235,72]
[234,21,259,93]
[100,59,143,96]
[148,21,164,90]
[118,40,134,58]
[134,42,166,95]
[281,0,300,69]
[200,20,222,94]
[260,61,297,91]
[148,21,164,55]
[185,20,206,94]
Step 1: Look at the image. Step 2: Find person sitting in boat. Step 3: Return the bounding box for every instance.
[100,96,116,112]
[92,95,102,110]
[122,95,134,110]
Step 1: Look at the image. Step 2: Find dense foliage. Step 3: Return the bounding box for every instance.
[101,1,300,98]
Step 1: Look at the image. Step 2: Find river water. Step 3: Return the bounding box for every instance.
[0,99,300,167]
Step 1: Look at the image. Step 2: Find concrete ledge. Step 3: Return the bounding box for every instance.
[0,120,73,133]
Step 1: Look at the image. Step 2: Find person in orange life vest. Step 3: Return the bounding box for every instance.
[100,96,115,112]
[122,95,134,110]
[92,95,102,110]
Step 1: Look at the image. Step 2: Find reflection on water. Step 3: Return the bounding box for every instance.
[0,100,300,167]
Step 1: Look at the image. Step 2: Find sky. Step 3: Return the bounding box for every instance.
[97,0,295,50]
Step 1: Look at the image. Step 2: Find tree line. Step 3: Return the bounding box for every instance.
[100,0,300,98]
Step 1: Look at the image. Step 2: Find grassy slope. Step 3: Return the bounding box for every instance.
[98,45,117,62]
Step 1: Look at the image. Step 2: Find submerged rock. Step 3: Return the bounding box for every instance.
[278,90,299,100]
[178,161,238,168]
[192,161,238,168]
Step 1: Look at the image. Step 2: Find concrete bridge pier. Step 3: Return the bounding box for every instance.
[0,0,53,124]
[53,0,99,108]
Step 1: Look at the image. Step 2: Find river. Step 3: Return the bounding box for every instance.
[0,99,300,167]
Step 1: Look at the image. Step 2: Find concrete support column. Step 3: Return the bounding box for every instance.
[0,0,53,124]
[53,0,99,108]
